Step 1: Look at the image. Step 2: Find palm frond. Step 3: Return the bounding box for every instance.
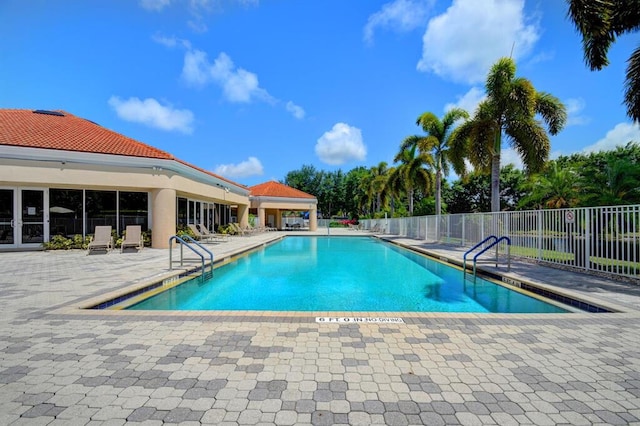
[567,0,615,70]
[625,45,640,122]
[535,92,568,134]
[505,120,550,174]
[485,57,516,102]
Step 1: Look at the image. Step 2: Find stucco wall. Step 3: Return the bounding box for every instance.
[0,157,250,249]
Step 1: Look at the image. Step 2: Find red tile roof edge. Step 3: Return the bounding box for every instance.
[249,180,316,199]
[0,109,247,190]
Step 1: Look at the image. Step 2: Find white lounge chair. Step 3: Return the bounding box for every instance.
[87,226,113,253]
[121,225,143,252]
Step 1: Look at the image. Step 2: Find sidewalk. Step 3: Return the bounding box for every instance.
[1,231,639,425]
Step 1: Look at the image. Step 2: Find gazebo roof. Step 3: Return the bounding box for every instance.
[249,181,316,199]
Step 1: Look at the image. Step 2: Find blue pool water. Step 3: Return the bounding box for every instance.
[128,237,568,313]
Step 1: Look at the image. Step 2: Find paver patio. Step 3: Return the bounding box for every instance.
[1,230,640,425]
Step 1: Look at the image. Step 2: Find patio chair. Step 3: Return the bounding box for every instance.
[121,225,143,252]
[229,222,248,236]
[198,223,230,242]
[87,226,113,253]
[188,224,218,243]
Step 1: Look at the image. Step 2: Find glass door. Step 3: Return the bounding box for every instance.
[0,189,16,247]
[19,189,47,246]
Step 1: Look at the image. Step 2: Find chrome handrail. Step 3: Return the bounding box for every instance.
[169,235,214,282]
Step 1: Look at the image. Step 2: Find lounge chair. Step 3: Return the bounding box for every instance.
[369,223,382,233]
[121,225,143,252]
[198,223,229,242]
[188,224,220,243]
[228,222,246,236]
[87,226,113,253]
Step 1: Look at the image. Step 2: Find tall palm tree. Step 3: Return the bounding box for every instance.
[566,0,640,122]
[366,162,390,214]
[413,109,469,215]
[452,57,567,212]
[391,137,434,215]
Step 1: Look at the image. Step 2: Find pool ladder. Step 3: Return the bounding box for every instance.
[169,235,214,282]
[463,235,511,282]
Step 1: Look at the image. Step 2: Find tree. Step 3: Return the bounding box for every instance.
[519,162,582,209]
[344,167,370,217]
[366,162,390,214]
[445,165,527,213]
[413,109,469,215]
[391,137,434,215]
[567,0,640,121]
[452,57,567,212]
[283,164,322,196]
[581,156,640,206]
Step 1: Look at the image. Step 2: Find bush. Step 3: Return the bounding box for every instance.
[43,234,90,250]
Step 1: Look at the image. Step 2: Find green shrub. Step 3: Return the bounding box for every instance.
[43,234,90,250]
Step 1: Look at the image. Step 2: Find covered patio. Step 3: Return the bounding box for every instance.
[249,181,318,231]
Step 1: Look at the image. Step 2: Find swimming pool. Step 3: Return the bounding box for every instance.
[127,236,569,313]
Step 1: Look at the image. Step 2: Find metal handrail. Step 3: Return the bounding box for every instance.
[463,235,511,281]
[169,235,214,282]
[463,235,498,271]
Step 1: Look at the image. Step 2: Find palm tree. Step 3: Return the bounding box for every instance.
[391,137,434,215]
[519,163,582,209]
[413,109,469,215]
[452,57,567,212]
[581,156,640,206]
[366,162,390,214]
[566,0,640,122]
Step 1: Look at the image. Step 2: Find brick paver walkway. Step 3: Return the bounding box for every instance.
[1,231,639,425]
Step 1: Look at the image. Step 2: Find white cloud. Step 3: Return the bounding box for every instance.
[140,0,171,11]
[141,0,258,32]
[286,101,305,119]
[583,122,640,153]
[444,87,485,115]
[182,50,273,103]
[417,0,539,84]
[565,97,589,126]
[214,156,264,178]
[363,0,432,44]
[152,34,191,49]
[315,123,367,165]
[501,148,524,169]
[108,96,194,134]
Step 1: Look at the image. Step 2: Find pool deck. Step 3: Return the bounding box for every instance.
[1,229,640,425]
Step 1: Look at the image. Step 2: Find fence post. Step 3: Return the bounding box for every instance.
[462,215,466,246]
[584,208,591,271]
[537,210,542,261]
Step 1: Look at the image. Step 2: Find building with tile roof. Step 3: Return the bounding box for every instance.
[0,109,250,249]
[249,181,318,231]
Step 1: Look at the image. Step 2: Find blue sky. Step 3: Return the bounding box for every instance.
[2,0,639,187]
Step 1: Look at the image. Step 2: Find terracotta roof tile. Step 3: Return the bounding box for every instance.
[0,109,246,189]
[0,109,174,159]
[249,181,316,199]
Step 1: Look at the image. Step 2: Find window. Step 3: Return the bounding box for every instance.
[119,191,148,232]
[49,189,83,237]
[177,197,187,228]
[86,190,116,233]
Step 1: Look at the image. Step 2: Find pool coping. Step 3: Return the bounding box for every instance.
[50,234,634,321]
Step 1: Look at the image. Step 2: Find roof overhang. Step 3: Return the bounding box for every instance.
[249,195,317,204]
[0,145,250,196]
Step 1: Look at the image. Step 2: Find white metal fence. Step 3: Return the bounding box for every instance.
[357,205,640,279]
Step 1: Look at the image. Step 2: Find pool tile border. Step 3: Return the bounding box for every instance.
[46,235,634,323]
